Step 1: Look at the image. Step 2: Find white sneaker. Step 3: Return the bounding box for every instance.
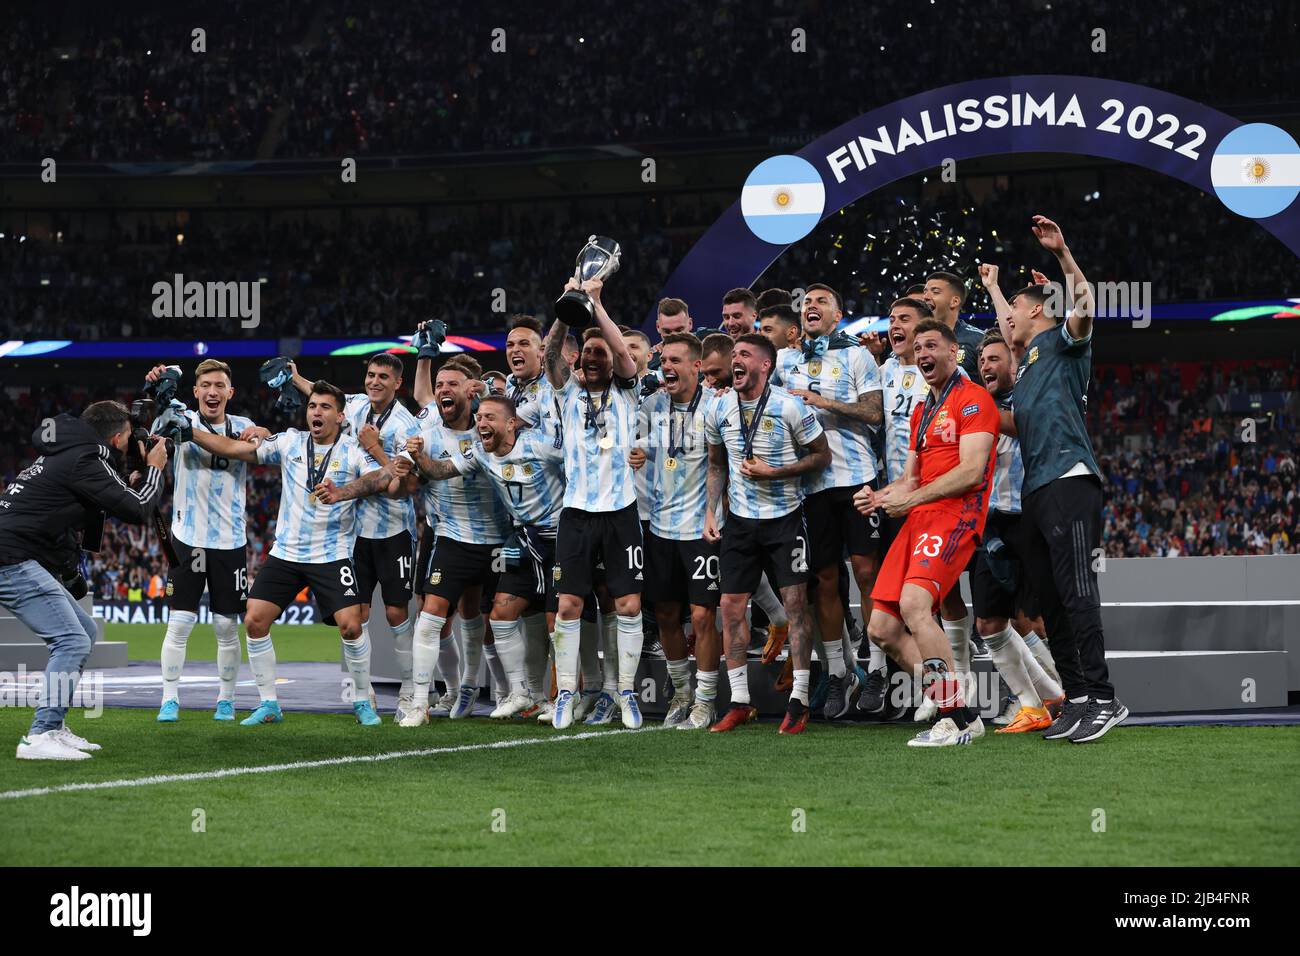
[489,692,536,719]
[571,689,601,723]
[907,716,975,748]
[394,694,416,724]
[17,730,91,761]
[534,700,556,723]
[676,699,716,730]
[431,691,456,717]
[663,692,693,728]
[914,695,938,723]
[398,705,430,727]
[967,716,986,739]
[55,723,101,752]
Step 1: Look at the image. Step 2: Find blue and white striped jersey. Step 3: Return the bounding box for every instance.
[256,429,369,564]
[703,387,823,520]
[557,375,640,513]
[343,393,420,540]
[505,373,546,409]
[171,409,255,550]
[516,379,563,429]
[776,343,882,493]
[455,423,566,530]
[414,409,510,544]
[989,394,1024,514]
[637,386,716,540]
[879,355,931,483]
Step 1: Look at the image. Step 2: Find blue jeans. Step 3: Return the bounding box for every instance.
[0,560,98,734]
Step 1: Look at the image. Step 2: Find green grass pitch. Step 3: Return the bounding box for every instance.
[3,704,1297,866]
[5,623,1297,866]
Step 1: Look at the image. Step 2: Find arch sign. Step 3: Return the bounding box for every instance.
[650,75,1299,327]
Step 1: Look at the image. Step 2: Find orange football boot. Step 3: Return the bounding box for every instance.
[995,705,1052,733]
[778,700,809,735]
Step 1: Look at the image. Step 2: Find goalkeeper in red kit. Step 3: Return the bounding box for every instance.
[853,318,998,748]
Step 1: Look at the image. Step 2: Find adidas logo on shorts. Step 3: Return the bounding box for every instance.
[344,587,356,596]
[708,581,718,590]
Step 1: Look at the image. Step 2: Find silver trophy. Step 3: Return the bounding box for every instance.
[554,235,622,329]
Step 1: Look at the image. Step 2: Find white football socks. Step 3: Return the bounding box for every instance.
[696,668,718,703]
[792,669,811,705]
[868,639,887,673]
[986,625,1040,708]
[342,629,372,699]
[391,615,414,698]
[246,634,278,703]
[1021,630,1062,685]
[460,614,485,689]
[483,641,509,700]
[411,611,445,708]
[436,630,460,698]
[666,657,691,698]
[616,613,644,692]
[213,613,241,702]
[821,631,847,678]
[727,664,750,705]
[1015,630,1064,701]
[944,614,972,698]
[160,610,197,704]
[553,617,581,692]
[488,618,526,695]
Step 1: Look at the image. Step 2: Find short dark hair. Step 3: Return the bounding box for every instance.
[310,380,347,411]
[657,297,689,318]
[478,394,518,418]
[581,327,607,343]
[81,400,131,443]
[890,296,933,318]
[444,354,483,379]
[661,331,702,361]
[913,318,958,344]
[758,303,801,328]
[979,330,1010,355]
[804,282,843,313]
[507,314,543,335]
[701,332,734,360]
[926,271,967,305]
[1008,284,1053,317]
[621,326,652,347]
[905,283,926,296]
[722,288,757,310]
[755,288,791,312]
[735,332,777,368]
[366,352,404,378]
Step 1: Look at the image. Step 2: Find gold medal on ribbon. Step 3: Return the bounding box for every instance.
[598,434,615,450]
[665,456,678,471]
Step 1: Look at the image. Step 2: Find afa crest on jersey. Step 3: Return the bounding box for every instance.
[1028,346,1040,365]
[902,371,915,390]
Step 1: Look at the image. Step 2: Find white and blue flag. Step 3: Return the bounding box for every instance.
[741,154,825,245]
[1211,123,1300,220]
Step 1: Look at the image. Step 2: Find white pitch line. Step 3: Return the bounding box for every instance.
[0,728,643,801]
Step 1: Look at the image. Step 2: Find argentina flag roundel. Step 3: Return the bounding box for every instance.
[1211,123,1300,219]
[741,155,826,244]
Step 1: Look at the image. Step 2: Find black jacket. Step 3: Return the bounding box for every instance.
[0,414,164,570]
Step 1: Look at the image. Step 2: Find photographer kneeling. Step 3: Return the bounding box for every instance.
[0,401,168,761]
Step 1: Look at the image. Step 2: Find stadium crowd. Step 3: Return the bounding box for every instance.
[4,166,1296,342]
[3,1,1290,163]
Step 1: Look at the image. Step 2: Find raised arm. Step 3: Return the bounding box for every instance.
[979,263,1019,358]
[287,360,312,397]
[1033,215,1093,341]
[543,316,573,391]
[585,279,636,380]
